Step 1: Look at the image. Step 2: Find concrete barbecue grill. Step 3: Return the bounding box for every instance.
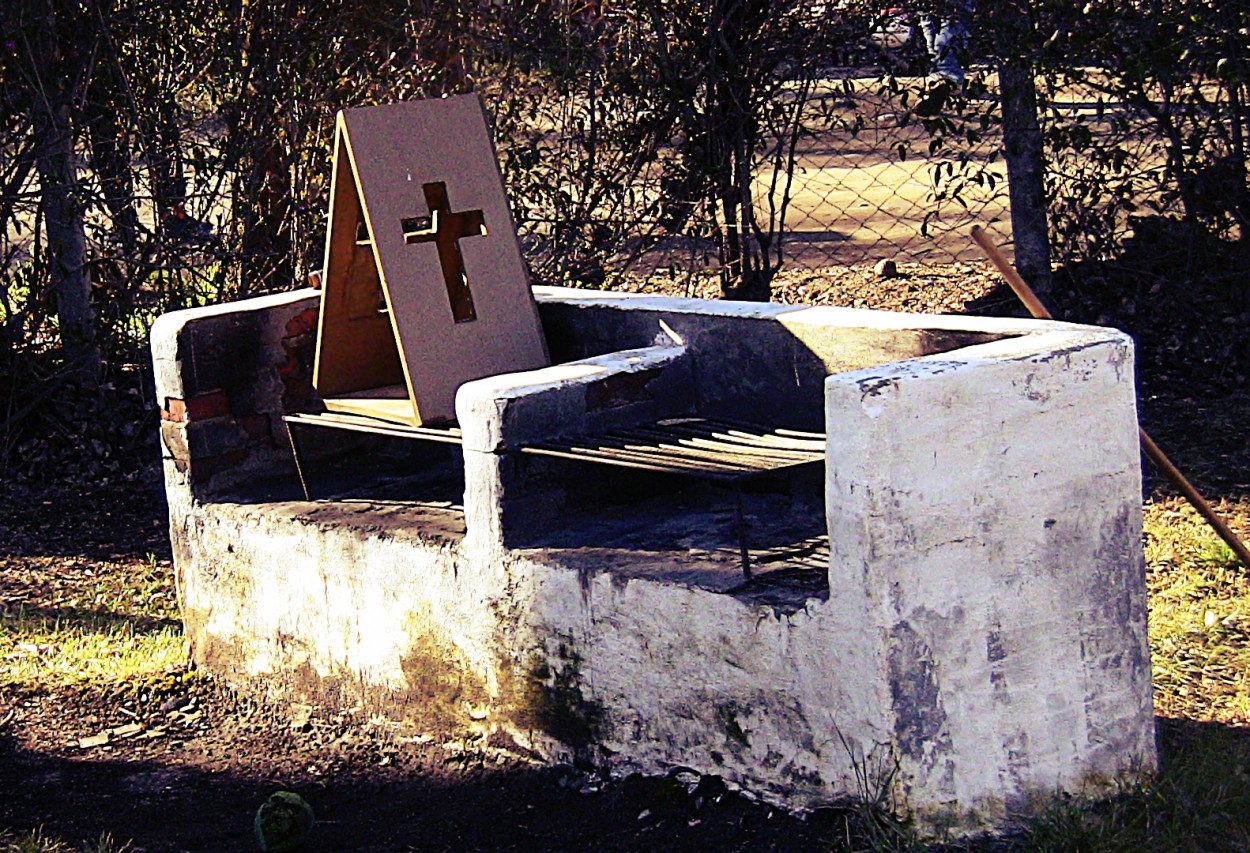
[152,96,1156,833]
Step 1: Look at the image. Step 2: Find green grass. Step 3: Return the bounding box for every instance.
[0,608,186,689]
[0,549,185,690]
[1008,720,1250,852]
[1145,497,1250,724]
[0,829,129,853]
[0,553,183,853]
[825,724,1250,851]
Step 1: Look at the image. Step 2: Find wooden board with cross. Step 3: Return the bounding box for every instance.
[312,95,549,426]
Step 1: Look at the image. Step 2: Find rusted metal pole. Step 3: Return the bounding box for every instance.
[971,225,1250,569]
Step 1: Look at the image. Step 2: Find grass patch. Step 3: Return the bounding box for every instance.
[0,829,130,853]
[1,548,185,691]
[0,608,186,690]
[1008,721,1250,852]
[1145,496,1250,724]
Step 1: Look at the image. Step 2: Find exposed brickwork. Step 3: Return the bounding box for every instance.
[285,307,319,339]
[162,398,188,423]
[161,401,267,481]
[162,389,233,423]
[279,307,319,414]
[154,294,321,495]
[585,368,661,411]
[237,413,275,447]
[185,416,248,460]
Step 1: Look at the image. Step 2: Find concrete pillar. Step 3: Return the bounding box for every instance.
[824,331,1154,825]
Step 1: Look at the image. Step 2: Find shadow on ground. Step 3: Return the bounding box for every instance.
[0,724,845,852]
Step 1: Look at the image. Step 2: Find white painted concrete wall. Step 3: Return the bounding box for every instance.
[154,289,1156,834]
[824,330,1153,824]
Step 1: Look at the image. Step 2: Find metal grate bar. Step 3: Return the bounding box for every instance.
[652,419,826,452]
[518,445,747,482]
[592,431,787,470]
[615,425,824,460]
[519,418,825,480]
[283,411,826,581]
[688,417,826,443]
[530,433,757,474]
[283,411,463,444]
[517,418,827,580]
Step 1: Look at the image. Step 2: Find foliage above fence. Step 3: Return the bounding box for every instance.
[1036,0,1249,263]
[0,0,1246,394]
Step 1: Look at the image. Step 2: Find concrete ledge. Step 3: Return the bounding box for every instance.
[457,343,691,452]
[826,329,1151,825]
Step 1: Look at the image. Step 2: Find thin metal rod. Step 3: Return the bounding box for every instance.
[733,485,752,581]
[696,416,826,442]
[519,445,740,480]
[592,431,773,469]
[642,425,824,456]
[284,421,313,501]
[650,419,826,450]
[972,224,1250,568]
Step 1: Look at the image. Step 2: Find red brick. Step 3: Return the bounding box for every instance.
[163,398,188,423]
[279,363,317,412]
[238,413,274,445]
[284,307,319,339]
[184,389,232,421]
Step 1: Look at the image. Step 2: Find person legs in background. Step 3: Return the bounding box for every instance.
[920,1,971,89]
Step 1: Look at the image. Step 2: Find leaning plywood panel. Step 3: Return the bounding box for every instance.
[338,95,549,425]
[313,124,406,410]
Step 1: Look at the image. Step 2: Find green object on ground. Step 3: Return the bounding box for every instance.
[254,790,315,852]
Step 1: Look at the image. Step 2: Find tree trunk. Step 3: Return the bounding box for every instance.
[26,0,102,381]
[993,2,1053,298]
[711,0,773,302]
[230,1,293,296]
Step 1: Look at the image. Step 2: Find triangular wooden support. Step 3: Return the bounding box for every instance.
[312,95,549,426]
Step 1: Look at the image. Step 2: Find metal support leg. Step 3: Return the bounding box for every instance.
[733,484,752,581]
[284,421,313,501]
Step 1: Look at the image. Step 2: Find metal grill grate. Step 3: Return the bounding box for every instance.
[519,417,825,481]
[283,412,826,580]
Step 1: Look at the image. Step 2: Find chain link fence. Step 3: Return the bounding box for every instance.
[754,72,1008,268]
[490,2,1245,295]
[3,1,1244,328]
[492,13,1016,293]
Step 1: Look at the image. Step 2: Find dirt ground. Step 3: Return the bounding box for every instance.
[3,243,1250,851]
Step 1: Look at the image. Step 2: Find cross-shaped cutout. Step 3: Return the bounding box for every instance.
[401,181,486,323]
